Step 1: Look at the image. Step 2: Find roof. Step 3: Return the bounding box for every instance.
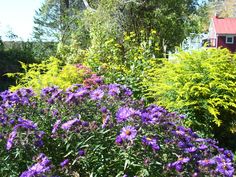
[213,16,236,35]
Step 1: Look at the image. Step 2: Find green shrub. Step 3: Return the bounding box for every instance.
[0,43,35,91]
[83,30,161,98]
[6,57,94,93]
[143,48,236,150]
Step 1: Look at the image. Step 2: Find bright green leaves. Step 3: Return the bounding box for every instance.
[144,48,236,148]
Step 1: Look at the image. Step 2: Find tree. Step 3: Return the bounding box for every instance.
[83,0,204,54]
[208,0,236,18]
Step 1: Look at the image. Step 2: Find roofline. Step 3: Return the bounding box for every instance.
[217,33,236,35]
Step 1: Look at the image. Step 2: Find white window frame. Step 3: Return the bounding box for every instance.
[226,35,234,44]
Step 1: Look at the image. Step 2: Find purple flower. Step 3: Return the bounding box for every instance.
[120,126,137,141]
[116,107,136,123]
[198,144,208,150]
[184,147,197,153]
[61,118,79,131]
[75,87,88,97]
[142,136,160,151]
[52,119,61,134]
[141,112,157,124]
[215,161,234,177]
[6,130,17,150]
[90,89,104,100]
[115,135,123,145]
[198,159,216,167]
[168,157,190,172]
[16,118,37,130]
[82,121,89,127]
[108,84,120,96]
[100,107,107,113]
[20,153,52,177]
[122,86,133,96]
[78,149,85,156]
[102,113,110,128]
[223,150,234,160]
[60,159,69,167]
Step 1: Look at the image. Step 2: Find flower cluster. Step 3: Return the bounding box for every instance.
[0,84,234,176]
[20,153,52,177]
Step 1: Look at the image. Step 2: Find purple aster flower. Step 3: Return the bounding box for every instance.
[82,121,89,127]
[9,119,15,125]
[75,87,88,97]
[141,112,157,124]
[16,118,37,130]
[169,157,190,172]
[198,159,216,167]
[100,107,107,113]
[60,159,69,167]
[215,162,234,177]
[223,150,234,160]
[108,84,120,96]
[120,126,137,141]
[142,136,160,151]
[102,113,110,128]
[78,149,85,156]
[90,89,104,100]
[179,114,186,119]
[184,147,197,153]
[6,130,17,150]
[177,141,187,148]
[116,107,136,123]
[115,135,123,145]
[122,86,133,96]
[65,92,75,103]
[61,118,79,131]
[198,144,208,150]
[52,109,59,117]
[52,119,61,134]
[20,153,52,177]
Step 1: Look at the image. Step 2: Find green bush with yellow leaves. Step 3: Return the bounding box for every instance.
[6,57,90,93]
[143,48,236,150]
[84,30,161,98]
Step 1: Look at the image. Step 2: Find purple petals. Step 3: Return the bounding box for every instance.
[60,159,69,167]
[119,126,137,141]
[20,153,52,177]
[6,130,17,150]
[142,136,160,151]
[90,89,104,100]
[16,118,37,130]
[108,84,120,96]
[198,159,216,167]
[52,119,61,134]
[116,107,136,123]
[61,118,79,131]
[78,149,85,156]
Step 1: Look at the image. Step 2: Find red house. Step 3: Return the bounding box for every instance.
[208,16,236,52]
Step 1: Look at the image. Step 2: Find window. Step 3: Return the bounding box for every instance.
[226,36,234,44]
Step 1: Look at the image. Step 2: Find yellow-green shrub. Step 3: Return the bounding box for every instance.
[143,48,236,150]
[6,57,87,93]
[83,30,161,98]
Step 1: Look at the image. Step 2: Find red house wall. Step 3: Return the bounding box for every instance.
[217,36,236,52]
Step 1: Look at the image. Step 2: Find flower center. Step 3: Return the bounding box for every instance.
[125,130,131,135]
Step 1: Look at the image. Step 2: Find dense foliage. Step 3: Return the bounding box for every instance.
[0,83,234,176]
[82,30,161,98]
[6,57,101,93]
[0,42,36,91]
[144,48,236,150]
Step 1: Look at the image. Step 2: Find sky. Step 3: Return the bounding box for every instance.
[0,0,44,41]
